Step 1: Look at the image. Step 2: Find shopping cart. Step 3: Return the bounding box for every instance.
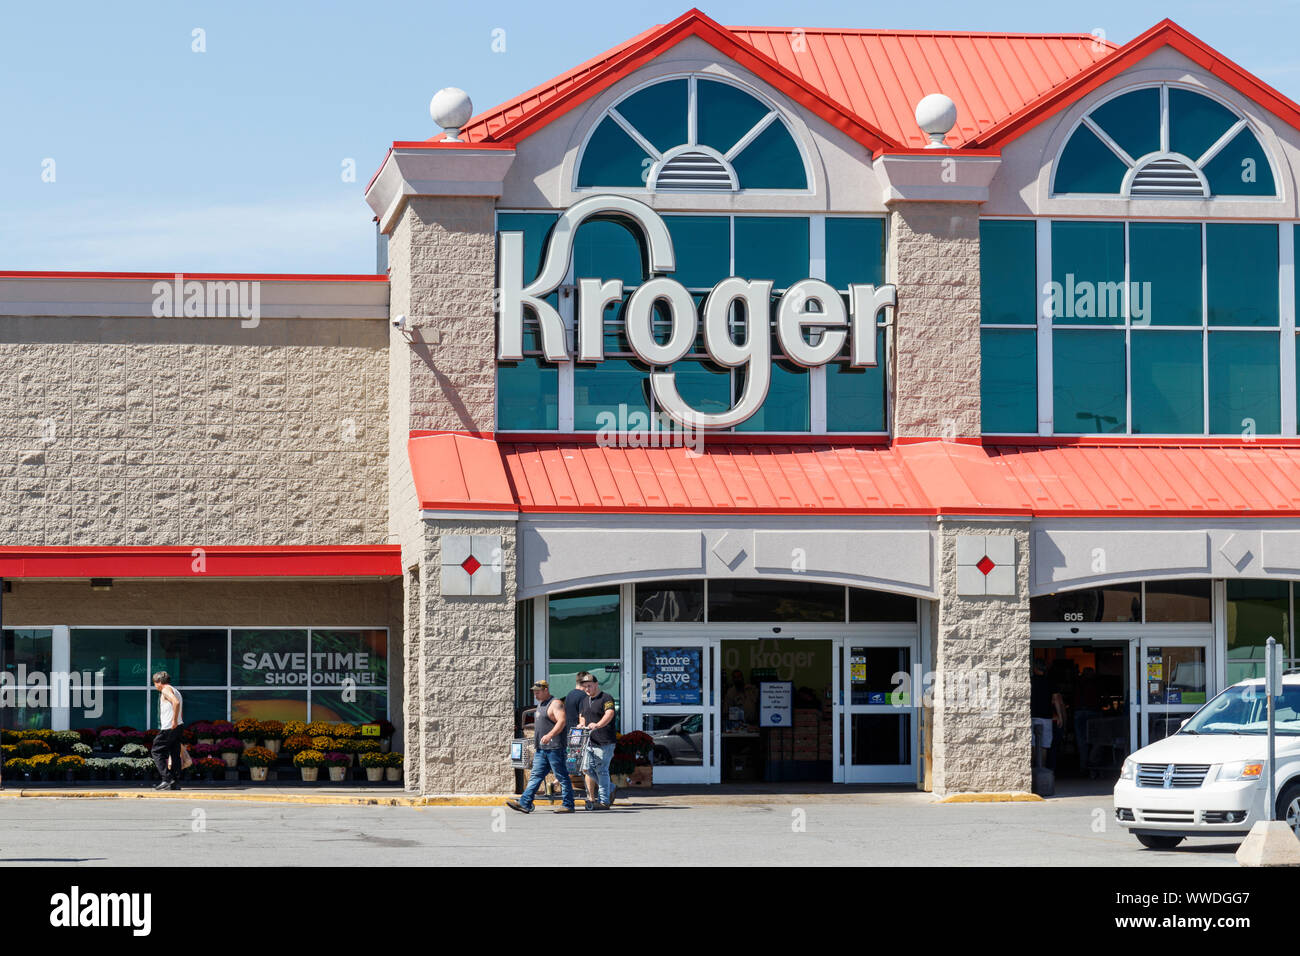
[565,726,593,777]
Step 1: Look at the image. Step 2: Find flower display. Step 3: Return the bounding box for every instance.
[18,739,52,757]
[96,728,125,750]
[304,721,333,738]
[194,756,226,774]
[192,743,221,759]
[282,720,307,737]
[329,723,359,739]
[233,718,262,741]
[359,752,387,768]
[292,749,326,768]
[215,737,243,753]
[310,735,334,751]
[210,721,235,737]
[120,743,149,758]
[323,750,349,767]
[259,720,285,741]
[72,742,92,756]
[189,721,215,738]
[387,752,404,768]
[283,735,313,753]
[55,755,86,774]
[240,746,277,767]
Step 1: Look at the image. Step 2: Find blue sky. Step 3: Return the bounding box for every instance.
[3,0,1298,274]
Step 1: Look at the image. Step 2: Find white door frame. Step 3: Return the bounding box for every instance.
[632,630,718,784]
[1132,630,1217,748]
[839,629,920,784]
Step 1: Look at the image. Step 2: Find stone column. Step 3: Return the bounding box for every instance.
[886,201,981,439]
[931,518,1032,795]
[420,518,517,794]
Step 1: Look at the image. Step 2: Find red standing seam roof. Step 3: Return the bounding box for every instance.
[440,12,1115,150]
[409,434,1300,519]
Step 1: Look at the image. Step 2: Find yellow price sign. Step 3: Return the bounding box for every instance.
[361,723,381,737]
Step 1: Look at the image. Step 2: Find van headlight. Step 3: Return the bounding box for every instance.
[1120,758,1136,780]
[1217,761,1264,781]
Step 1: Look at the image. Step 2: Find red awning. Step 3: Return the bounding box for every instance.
[409,433,1300,519]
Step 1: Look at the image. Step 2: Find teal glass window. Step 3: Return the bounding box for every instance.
[548,587,621,659]
[575,76,806,192]
[1089,88,1161,160]
[696,78,771,155]
[1130,330,1203,434]
[669,359,732,418]
[981,328,1037,433]
[664,216,730,289]
[1209,331,1280,434]
[1054,125,1128,193]
[827,328,887,433]
[496,212,557,283]
[1129,222,1202,326]
[980,220,1037,325]
[1053,85,1275,198]
[730,119,808,189]
[614,79,688,154]
[1053,330,1126,433]
[736,361,810,432]
[497,359,559,430]
[1203,129,1276,196]
[576,116,652,188]
[734,217,809,289]
[574,219,645,286]
[1169,88,1237,163]
[1207,223,1278,326]
[826,218,885,289]
[1051,221,1125,325]
[575,359,652,431]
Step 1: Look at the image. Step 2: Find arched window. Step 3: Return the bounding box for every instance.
[1053,85,1275,197]
[576,76,808,191]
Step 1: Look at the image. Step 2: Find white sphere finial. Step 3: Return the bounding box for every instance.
[915,93,957,148]
[431,88,473,142]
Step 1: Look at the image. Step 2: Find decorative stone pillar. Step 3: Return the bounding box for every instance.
[931,518,1032,795]
[367,146,518,794]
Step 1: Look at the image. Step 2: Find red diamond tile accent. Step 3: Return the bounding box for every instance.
[976,555,995,576]
[461,555,481,575]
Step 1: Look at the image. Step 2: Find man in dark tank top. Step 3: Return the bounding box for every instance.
[507,680,575,814]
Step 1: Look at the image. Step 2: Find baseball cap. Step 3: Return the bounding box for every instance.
[531,679,550,690]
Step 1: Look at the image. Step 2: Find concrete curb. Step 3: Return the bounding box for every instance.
[938,792,1043,803]
[0,789,503,807]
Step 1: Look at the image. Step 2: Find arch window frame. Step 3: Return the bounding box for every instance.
[1051,82,1279,200]
[572,72,813,195]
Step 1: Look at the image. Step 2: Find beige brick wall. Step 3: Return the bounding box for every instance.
[417,518,517,795]
[389,197,497,433]
[0,317,388,546]
[931,519,1032,795]
[888,203,982,438]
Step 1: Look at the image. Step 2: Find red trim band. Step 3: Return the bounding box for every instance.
[0,272,389,282]
[0,546,402,579]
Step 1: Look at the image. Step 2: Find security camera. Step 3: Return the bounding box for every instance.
[392,314,408,331]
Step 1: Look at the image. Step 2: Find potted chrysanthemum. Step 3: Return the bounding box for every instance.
[240,745,276,781]
[359,751,386,783]
[324,750,350,782]
[260,720,285,755]
[385,751,403,782]
[293,749,325,782]
[215,738,242,768]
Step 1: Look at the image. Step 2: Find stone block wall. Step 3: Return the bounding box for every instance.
[931,519,1032,795]
[0,317,388,546]
[887,202,982,438]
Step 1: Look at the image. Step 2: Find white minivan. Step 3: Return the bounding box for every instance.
[1113,675,1300,849]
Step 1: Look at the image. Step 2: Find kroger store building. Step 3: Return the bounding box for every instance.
[5,11,1300,794]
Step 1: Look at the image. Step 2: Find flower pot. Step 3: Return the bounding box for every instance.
[241,739,256,751]
[220,753,238,768]
[611,772,630,789]
[385,767,401,782]
[629,765,653,787]
[263,739,281,755]
[250,767,268,782]
[197,737,214,746]
[380,738,392,754]
[328,766,346,782]
[300,767,319,782]
[365,767,384,782]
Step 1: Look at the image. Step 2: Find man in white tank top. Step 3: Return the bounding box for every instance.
[150,671,184,790]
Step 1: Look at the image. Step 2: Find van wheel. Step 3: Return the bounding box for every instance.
[1135,833,1184,850]
[1278,782,1300,837]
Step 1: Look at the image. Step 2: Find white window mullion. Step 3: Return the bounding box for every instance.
[533,597,547,683]
[559,256,576,431]
[1281,222,1296,435]
[51,625,70,731]
[1036,218,1053,435]
[1202,221,1211,434]
[1124,222,1134,435]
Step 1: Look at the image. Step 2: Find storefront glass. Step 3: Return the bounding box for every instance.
[1143,580,1212,622]
[708,580,844,622]
[1226,580,1290,684]
[635,580,705,622]
[1030,585,1142,623]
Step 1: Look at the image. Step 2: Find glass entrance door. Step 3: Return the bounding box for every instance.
[634,636,716,784]
[1133,635,1215,746]
[841,635,919,784]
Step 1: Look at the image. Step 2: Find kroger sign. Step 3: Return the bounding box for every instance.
[498,195,897,429]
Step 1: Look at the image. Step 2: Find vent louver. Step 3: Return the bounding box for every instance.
[1129,158,1206,197]
[654,151,735,190]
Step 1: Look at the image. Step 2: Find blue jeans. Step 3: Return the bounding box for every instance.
[519,746,574,810]
[587,741,615,805]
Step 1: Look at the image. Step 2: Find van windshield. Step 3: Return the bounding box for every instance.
[1181,685,1300,735]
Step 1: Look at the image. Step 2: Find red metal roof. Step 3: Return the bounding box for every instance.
[443,9,1114,150]
[0,545,401,579]
[730,27,1112,148]
[408,434,1300,519]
